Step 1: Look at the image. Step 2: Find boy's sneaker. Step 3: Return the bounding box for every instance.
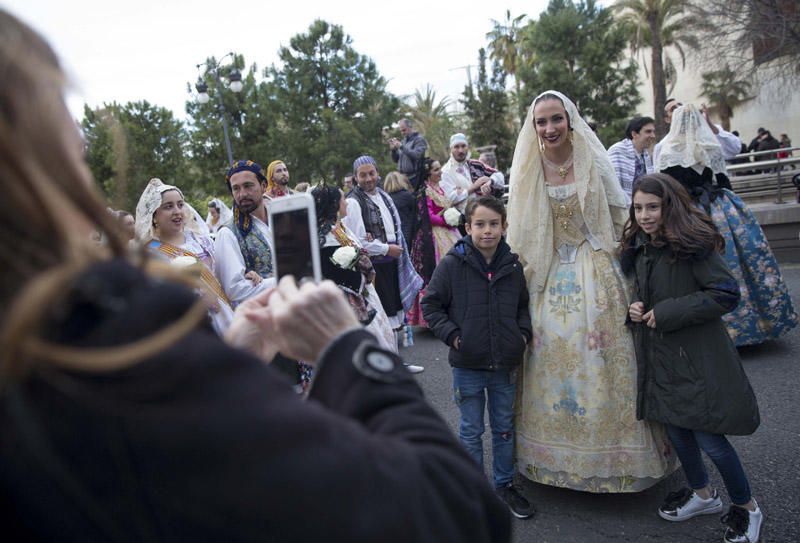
[496,483,535,519]
[657,488,723,522]
[722,501,763,543]
[403,363,425,374]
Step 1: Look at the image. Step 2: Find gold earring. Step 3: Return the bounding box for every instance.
[537,136,545,153]
[568,131,574,144]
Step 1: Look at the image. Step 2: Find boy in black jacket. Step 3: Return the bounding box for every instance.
[422,196,535,519]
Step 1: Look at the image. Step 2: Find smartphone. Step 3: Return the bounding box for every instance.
[267,193,322,283]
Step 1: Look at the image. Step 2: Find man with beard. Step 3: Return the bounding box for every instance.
[607,116,656,199]
[344,156,424,370]
[264,160,294,200]
[441,133,504,214]
[215,160,275,307]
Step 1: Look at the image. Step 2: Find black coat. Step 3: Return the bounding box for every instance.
[625,235,760,435]
[389,189,415,248]
[0,260,510,542]
[422,237,532,370]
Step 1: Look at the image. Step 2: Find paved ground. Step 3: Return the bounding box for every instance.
[403,265,800,542]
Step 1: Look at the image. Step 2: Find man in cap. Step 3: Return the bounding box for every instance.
[344,155,424,371]
[441,133,505,214]
[388,118,428,191]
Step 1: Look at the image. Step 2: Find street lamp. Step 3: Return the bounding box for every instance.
[194,52,243,165]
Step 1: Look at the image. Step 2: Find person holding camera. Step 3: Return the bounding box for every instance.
[389,118,427,191]
[0,10,510,541]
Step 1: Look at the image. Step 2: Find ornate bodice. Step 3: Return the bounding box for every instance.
[547,184,600,263]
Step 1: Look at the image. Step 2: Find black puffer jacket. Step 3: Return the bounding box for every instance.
[625,234,760,436]
[422,237,532,370]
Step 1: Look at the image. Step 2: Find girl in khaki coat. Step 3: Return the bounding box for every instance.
[621,174,762,543]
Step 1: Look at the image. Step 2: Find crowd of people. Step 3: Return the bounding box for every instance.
[2,8,798,543]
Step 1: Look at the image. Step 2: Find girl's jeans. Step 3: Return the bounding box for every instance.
[665,424,752,505]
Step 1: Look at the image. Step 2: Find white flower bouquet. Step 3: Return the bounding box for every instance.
[444,207,462,227]
[331,246,359,270]
[171,255,199,268]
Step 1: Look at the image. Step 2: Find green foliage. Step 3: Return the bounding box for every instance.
[82,101,188,213]
[700,65,753,131]
[613,0,696,135]
[184,54,280,202]
[517,0,642,146]
[486,10,528,123]
[462,49,515,171]
[403,85,465,163]
[266,20,400,183]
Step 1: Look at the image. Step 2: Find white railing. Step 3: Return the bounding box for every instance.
[726,147,800,204]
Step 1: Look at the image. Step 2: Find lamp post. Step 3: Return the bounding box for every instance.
[194,52,243,165]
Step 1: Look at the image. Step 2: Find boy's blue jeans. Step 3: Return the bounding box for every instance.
[665,424,752,505]
[452,367,516,488]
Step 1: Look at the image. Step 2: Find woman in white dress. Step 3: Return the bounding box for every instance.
[135,178,234,336]
[506,91,676,492]
[206,197,232,236]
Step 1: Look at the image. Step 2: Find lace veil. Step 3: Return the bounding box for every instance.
[506,90,628,292]
[654,104,727,176]
[206,197,233,226]
[134,178,208,242]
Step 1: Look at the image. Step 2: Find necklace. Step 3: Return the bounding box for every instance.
[541,153,574,179]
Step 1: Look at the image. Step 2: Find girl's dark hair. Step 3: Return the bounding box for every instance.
[465,196,506,224]
[422,157,437,182]
[311,184,341,246]
[208,201,218,210]
[621,173,724,264]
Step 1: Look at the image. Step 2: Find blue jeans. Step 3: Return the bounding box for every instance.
[452,367,516,488]
[665,424,752,505]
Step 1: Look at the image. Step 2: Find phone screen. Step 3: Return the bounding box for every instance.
[272,208,316,281]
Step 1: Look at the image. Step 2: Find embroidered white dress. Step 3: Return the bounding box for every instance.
[516,183,676,492]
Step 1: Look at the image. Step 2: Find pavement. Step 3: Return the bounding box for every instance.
[403,264,800,542]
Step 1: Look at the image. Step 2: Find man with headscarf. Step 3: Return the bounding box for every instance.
[344,156,424,369]
[654,99,742,164]
[214,160,275,307]
[441,133,505,214]
[389,118,428,191]
[265,160,294,200]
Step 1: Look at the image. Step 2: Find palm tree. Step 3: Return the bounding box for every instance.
[700,65,753,131]
[486,10,527,122]
[404,84,459,162]
[613,0,698,136]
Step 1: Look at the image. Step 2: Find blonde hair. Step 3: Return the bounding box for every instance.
[0,10,203,378]
[383,171,412,193]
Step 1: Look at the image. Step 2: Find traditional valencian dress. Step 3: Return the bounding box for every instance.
[134,178,234,337]
[656,105,797,347]
[149,231,234,336]
[321,221,397,353]
[507,90,676,492]
[407,183,461,327]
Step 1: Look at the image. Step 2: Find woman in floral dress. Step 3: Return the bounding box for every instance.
[506,91,676,492]
[655,104,797,346]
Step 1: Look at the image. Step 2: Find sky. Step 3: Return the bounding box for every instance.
[3,0,554,120]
